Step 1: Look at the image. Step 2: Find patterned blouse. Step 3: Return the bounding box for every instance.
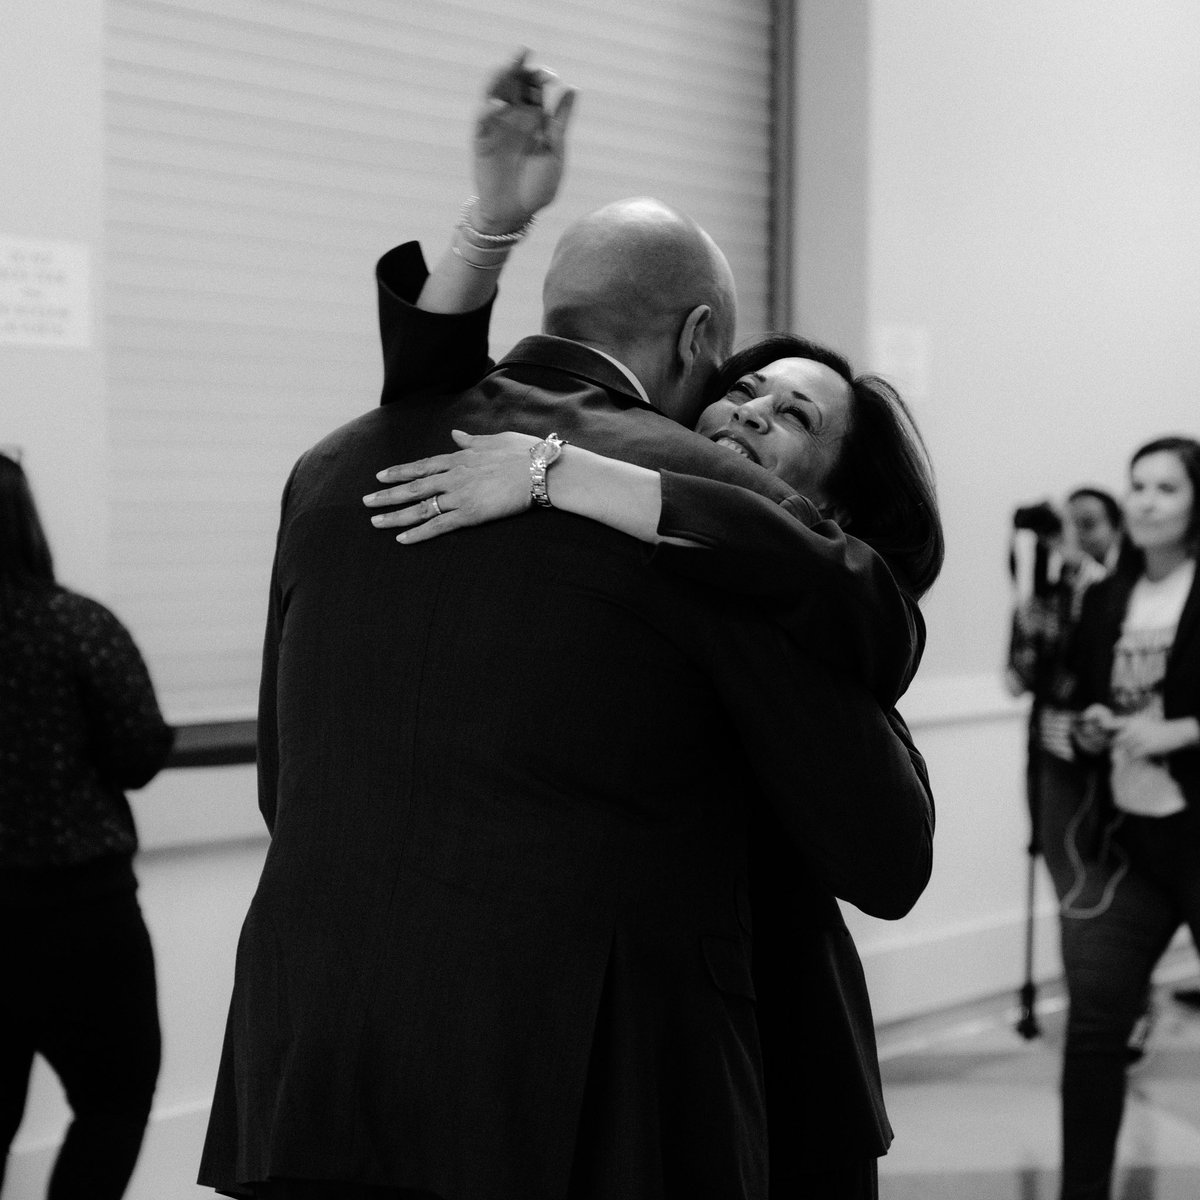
[0,584,174,868]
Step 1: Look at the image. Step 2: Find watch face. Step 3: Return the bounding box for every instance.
[531,436,562,468]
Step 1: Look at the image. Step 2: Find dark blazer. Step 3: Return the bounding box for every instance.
[1070,561,1200,806]
[367,244,934,1176]
[198,280,933,1200]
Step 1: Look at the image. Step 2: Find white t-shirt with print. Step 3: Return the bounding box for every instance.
[1109,558,1196,816]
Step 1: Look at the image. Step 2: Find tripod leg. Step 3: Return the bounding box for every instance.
[1017,847,1042,1039]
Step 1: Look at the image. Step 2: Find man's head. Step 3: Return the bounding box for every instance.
[541,198,736,426]
[0,450,55,592]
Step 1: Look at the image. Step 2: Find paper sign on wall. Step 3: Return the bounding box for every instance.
[0,237,92,348]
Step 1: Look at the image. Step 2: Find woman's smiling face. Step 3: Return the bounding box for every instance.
[1125,449,1196,555]
[694,356,853,504]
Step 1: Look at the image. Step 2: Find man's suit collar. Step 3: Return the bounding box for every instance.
[493,336,660,414]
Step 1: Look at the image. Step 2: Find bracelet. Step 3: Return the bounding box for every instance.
[458,195,537,246]
[451,227,511,271]
[452,245,506,271]
[529,432,566,508]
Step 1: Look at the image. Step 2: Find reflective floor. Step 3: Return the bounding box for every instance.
[876,968,1200,1199]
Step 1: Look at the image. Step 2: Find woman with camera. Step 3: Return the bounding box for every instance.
[1059,435,1200,1200]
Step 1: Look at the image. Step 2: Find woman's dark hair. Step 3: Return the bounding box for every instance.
[1113,435,1200,578]
[0,451,56,606]
[1066,485,1122,531]
[707,334,945,599]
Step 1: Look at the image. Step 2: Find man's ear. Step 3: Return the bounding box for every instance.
[675,304,712,370]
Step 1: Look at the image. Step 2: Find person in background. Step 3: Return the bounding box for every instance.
[1007,487,1122,901]
[0,450,174,1199]
[1061,436,1200,1200]
[1069,489,1124,571]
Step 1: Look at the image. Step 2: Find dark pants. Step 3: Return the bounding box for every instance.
[1032,748,1098,904]
[243,1186,442,1200]
[774,1158,878,1198]
[1059,807,1200,1200]
[0,880,161,1200]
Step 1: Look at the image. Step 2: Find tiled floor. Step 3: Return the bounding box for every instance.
[875,963,1200,1199]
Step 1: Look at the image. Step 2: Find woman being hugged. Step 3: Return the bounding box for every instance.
[367,52,944,706]
[362,52,943,1200]
[1064,435,1200,1200]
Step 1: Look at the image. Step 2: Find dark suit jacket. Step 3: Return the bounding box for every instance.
[1069,562,1200,808]
[365,244,935,1177]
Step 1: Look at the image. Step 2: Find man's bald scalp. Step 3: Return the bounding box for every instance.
[541,198,735,358]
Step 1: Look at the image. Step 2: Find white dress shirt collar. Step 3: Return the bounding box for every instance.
[587,347,654,409]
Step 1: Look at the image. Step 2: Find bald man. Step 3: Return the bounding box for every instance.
[198,188,931,1200]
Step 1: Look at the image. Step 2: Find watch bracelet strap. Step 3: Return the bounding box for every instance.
[530,433,565,508]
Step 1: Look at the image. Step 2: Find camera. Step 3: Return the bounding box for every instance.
[1012,501,1062,539]
[1010,500,1063,598]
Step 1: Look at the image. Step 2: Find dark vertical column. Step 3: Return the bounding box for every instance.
[792,0,871,359]
[768,0,796,334]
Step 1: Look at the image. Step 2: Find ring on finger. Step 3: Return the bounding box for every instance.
[429,495,442,517]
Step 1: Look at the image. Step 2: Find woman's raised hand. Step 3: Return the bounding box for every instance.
[363,429,541,544]
[472,49,577,232]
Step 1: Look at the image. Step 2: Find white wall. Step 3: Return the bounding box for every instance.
[795,0,1200,1020]
[869,0,1200,680]
[1,0,110,599]
[848,685,1055,1023]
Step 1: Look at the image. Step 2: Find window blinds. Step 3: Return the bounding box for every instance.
[104,0,776,718]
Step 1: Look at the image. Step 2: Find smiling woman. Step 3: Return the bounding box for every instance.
[698,333,944,598]
[350,52,940,1200]
[1059,435,1200,1198]
[696,357,852,501]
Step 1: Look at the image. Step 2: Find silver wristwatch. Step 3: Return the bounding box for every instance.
[529,432,566,508]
